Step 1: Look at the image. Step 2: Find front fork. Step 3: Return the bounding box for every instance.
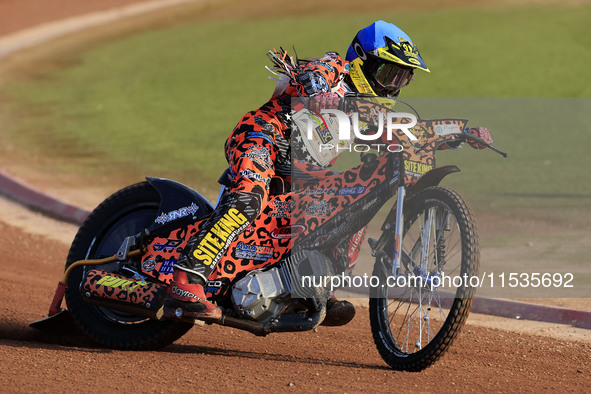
[392,185,405,278]
[391,155,406,279]
[392,185,449,278]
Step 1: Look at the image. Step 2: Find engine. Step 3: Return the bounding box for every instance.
[231,250,333,322]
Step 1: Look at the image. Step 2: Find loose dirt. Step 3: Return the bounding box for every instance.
[1,195,590,392]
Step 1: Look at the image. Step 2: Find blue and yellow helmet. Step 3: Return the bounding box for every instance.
[346,20,430,97]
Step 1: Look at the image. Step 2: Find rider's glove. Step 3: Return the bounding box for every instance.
[309,92,340,113]
[466,126,493,150]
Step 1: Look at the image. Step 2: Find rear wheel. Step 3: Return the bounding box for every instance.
[370,186,479,371]
[64,182,193,349]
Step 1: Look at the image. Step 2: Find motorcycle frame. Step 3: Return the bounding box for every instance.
[38,130,504,320]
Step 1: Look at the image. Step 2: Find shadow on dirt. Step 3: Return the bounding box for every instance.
[0,319,94,348]
[2,319,387,371]
[161,343,390,370]
[1,320,389,370]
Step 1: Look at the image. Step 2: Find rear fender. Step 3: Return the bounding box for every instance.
[381,165,460,231]
[146,177,214,231]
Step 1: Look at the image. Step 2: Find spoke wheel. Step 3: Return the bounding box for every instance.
[370,186,479,371]
[64,182,193,349]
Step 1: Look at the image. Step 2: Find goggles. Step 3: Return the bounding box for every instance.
[367,59,414,95]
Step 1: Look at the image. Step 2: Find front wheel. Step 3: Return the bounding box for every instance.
[370,186,479,371]
[64,182,193,349]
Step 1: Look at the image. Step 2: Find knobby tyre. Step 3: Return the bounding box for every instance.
[64,182,193,349]
[369,186,479,371]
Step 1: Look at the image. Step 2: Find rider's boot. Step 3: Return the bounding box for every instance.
[322,296,356,326]
[164,269,222,322]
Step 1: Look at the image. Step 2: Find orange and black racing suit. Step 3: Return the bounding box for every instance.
[177,53,349,282]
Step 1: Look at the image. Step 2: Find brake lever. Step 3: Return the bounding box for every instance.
[462,133,509,158]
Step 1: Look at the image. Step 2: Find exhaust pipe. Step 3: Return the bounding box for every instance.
[220,304,326,336]
[80,269,167,320]
[82,269,327,336]
[162,298,326,337]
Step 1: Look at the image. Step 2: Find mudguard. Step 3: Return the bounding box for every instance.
[381,165,460,230]
[145,176,214,232]
[31,178,214,331]
[405,165,460,199]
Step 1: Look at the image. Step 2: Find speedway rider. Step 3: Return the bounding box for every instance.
[165,20,493,323]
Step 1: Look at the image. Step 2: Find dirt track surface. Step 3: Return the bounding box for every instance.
[0,197,590,392]
[1,0,590,392]
[0,0,159,36]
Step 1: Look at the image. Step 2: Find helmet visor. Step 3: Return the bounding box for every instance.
[372,62,414,94]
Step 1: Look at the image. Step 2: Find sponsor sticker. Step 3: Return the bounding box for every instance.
[204,280,223,294]
[234,242,274,261]
[336,186,367,196]
[142,260,157,272]
[301,188,336,196]
[158,259,176,274]
[404,161,432,177]
[155,203,199,225]
[306,200,335,217]
[240,146,272,171]
[96,275,147,293]
[270,199,296,219]
[192,208,249,267]
[153,239,182,252]
[435,124,461,136]
[271,225,306,239]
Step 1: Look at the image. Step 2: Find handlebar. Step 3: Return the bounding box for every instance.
[453,133,508,158]
[340,94,509,158]
[412,132,508,158]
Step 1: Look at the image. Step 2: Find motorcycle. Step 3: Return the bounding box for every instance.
[31,100,506,371]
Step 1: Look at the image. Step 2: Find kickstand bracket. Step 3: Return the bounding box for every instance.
[117,235,137,261]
